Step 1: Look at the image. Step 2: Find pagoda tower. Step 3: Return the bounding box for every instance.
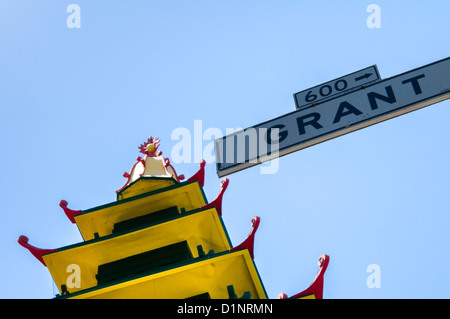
[18,136,329,299]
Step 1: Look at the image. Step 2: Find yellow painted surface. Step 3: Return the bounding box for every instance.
[44,208,229,294]
[117,178,177,200]
[118,156,180,200]
[75,181,207,241]
[65,250,267,299]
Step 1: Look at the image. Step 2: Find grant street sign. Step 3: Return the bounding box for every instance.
[215,57,450,177]
[294,65,381,110]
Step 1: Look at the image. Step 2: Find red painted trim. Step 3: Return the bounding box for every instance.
[59,200,82,224]
[18,236,57,267]
[288,254,330,299]
[115,156,144,194]
[229,216,260,260]
[201,178,229,217]
[187,160,206,187]
[164,158,185,182]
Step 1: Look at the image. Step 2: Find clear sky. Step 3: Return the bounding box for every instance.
[1,1,449,299]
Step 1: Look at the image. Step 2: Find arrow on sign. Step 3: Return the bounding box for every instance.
[293,65,381,110]
[355,73,373,81]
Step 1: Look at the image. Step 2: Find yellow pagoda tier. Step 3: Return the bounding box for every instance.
[18,136,329,299]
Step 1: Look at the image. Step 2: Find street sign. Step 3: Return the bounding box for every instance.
[215,57,450,177]
[294,65,381,110]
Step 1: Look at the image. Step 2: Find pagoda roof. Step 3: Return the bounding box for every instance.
[17,135,330,299]
[70,180,208,241]
[42,207,231,295]
[56,249,267,299]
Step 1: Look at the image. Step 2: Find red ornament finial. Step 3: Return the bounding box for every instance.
[18,236,57,267]
[59,200,82,223]
[138,136,161,157]
[187,160,206,187]
[230,216,260,259]
[283,254,330,299]
[201,178,229,216]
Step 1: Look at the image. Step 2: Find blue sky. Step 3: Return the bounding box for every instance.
[1,1,449,299]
